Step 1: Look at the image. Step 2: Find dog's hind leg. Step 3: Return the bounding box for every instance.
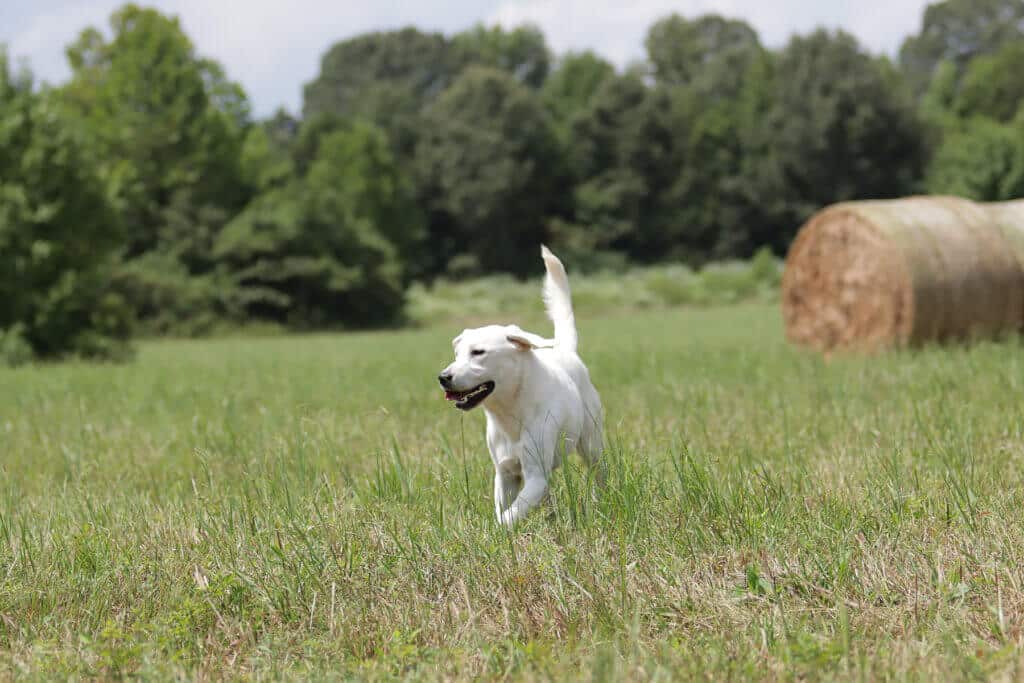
[578,411,606,489]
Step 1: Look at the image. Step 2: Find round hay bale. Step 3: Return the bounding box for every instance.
[782,196,1024,354]
[985,200,1024,271]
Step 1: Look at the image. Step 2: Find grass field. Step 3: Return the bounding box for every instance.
[5,302,1024,679]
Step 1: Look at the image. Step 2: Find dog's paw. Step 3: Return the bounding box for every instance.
[499,509,520,528]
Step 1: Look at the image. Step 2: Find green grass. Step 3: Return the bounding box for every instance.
[405,248,781,327]
[4,303,1024,679]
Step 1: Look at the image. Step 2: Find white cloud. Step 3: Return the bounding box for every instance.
[3,0,932,116]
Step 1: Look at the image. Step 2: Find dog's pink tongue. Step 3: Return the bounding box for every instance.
[444,390,459,401]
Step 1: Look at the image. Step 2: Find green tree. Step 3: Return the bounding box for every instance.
[757,30,927,247]
[289,112,346,177]
[665,51,781,260]
[541,13,778,266]
[216,121,422,326]
[645,13,761,99]
[0,53,132,362]
[452,24,551,88]
[541,51,616,140]
[304,25,550,165]
[639,15,778,260]
[302,28,459,161]
[303,28,456,120]
[416,66,563,276]
[60,4,252,333]
[557,71,679,262]
[920,59,959,122]
[927,116,1024,199]
[62,4,249,258]
[900,0,1024,94]
[956,40,1024,121]
[240,125,294,194]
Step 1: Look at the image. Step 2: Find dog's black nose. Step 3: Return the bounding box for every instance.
[438,373,453,388]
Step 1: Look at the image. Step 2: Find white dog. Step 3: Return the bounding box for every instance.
[438,246,603,527]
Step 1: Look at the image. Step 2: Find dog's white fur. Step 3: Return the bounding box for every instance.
[439,246,603,527]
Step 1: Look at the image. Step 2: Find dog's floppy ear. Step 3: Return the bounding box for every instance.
[506,333,538,351]
[506,327,554,351]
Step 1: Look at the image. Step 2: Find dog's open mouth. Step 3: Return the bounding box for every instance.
[444,381,495,411]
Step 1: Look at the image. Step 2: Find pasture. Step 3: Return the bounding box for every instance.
[3,303,1024,679]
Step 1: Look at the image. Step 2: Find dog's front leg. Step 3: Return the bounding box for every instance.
[494,471,520,519]
[500,474,547,527]
[500,455,549,527]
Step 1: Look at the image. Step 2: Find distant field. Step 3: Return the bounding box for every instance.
[405,250,780,327]
[5,303,1024,679]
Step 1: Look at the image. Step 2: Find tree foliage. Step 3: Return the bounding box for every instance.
[59,4,252,336]
[63,4,249,257]
[927,116,1024,199]
[9,2,1024,353]
[303,25,551,163]
[900,0,1024,93]
[646,13,762,99]
[956,40,1024,120]
[217,121,422,326]
[666,51,780,259]
[452,24,550,88]
[541,51,616,140]
[555,71,677,263]
[0,53,132,363]
[416,67,562,276]
[759,31,927,245]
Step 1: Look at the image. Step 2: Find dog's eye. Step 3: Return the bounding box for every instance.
[470,349,486,357]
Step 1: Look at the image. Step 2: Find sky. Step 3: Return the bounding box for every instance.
[3,0,934,117]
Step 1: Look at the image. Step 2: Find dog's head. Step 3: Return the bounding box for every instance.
[437,324,549,411]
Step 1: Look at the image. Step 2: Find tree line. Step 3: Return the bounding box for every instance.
[3,0,1024,362]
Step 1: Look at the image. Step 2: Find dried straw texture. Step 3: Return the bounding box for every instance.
[782,196,1024,354]
[985,199,1024,270]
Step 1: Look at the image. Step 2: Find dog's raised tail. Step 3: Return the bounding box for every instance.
[540,245,578,352]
